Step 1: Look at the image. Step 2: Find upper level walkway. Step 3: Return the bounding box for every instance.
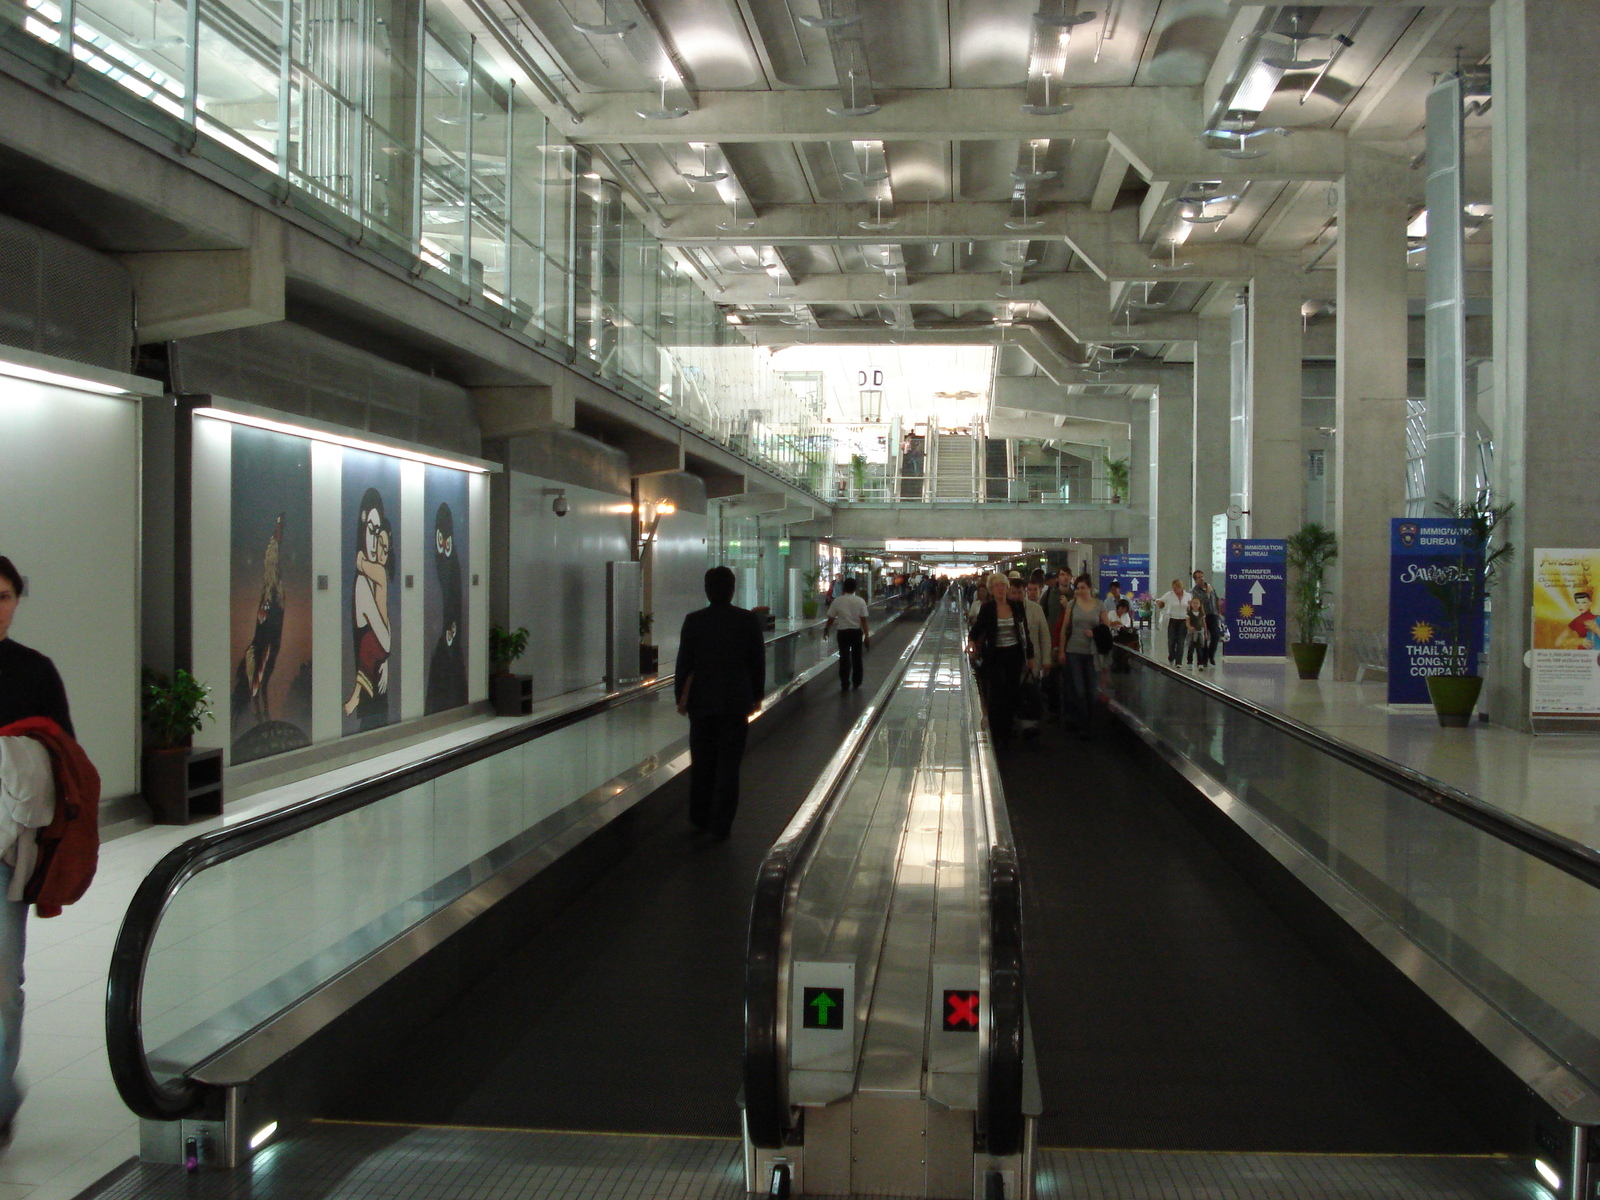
[1199,657,1600,855]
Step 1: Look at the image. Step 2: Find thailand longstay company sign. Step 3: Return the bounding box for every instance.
[1224,540,1286,656]
[1387,518,1481,704]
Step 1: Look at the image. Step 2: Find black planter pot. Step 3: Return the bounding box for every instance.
[1290,642,1328,680]
[142,746,223,825]
[1427,674,1483,728]
[640,645,660,677]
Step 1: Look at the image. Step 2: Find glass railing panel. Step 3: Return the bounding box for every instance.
[1111,655,1600,1091]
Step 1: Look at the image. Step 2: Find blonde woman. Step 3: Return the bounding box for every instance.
[967,571,1032,747]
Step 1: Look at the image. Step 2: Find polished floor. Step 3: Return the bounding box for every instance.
[1202,657,1600,851]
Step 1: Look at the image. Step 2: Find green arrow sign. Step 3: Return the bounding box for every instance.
[802,986,845,1030]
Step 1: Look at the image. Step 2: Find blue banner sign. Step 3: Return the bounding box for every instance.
[1098,555,1122,594]
[1119,553,1150,599]
[1388,518,1482,703]
[1224,540,1287,656]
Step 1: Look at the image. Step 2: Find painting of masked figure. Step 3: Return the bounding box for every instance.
[229,426,314,764]
[342,451,401,736]
[424,468,471,714]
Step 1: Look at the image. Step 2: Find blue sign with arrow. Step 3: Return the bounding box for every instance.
[1224,539,1287,656]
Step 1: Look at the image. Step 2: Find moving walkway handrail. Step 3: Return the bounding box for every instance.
[743,614,933,1149]
[958,625,1026,1158]
[107,619,838,1122]
[1114,648,1600,893]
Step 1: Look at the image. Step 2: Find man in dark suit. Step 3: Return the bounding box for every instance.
[675,566,766,841]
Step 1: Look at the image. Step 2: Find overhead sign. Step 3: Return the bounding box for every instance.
[1387,518,1481,704]
[1098,554,1122,589]
[1530,548,1600,719]
[1224,540,1287,657]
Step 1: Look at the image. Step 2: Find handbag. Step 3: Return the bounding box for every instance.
[1092,623,1114,654]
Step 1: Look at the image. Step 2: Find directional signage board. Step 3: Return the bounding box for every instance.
[791,962,855,1071]
[1224,540,1287,657]
[1387,518,1481,704]
[1098,554,1122,593]
[1119,553,1150,600]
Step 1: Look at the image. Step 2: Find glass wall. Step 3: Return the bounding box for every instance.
[0,0,828,492]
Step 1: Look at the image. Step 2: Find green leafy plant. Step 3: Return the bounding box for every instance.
[850,453,868,494]
[489,625,531,672]
[142,668,213,751]
[801,568,821,619]
[1423,494,1515,677]
[1285,522,1340,644]
[1103,454,1130,502]
[639,611,655,643]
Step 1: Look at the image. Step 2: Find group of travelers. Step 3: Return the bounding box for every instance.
[1153,570,1222,670]
[963,567,1139,748]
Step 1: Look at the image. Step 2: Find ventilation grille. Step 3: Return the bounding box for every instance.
[0,213,134,371]
[169,323,480,457]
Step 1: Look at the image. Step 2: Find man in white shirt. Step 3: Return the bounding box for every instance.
[822,576,871,691]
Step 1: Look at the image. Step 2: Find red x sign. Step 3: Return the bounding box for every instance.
[943,989,980,1032]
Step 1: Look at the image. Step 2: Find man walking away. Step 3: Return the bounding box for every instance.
[676,566,766,841]
[823,576,870,691]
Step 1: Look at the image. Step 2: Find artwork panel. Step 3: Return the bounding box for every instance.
[341,450,403,736]
[423,466,472,715]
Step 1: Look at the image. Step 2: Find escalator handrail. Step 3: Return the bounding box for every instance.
[106,620,834,1122]
[743,610,936,1149]
[957,623,1026,1157]
[1115,648,1600,893]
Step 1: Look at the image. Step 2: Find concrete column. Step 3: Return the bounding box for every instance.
[1128,398,1151,558]
[1331,147,1411,678]
[1486,0,1600,729]
[1192,318,1231,572]
[1247,266,1303,539]
[1152,374,1194,592]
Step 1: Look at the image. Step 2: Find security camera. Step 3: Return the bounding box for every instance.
[552,494,569,517]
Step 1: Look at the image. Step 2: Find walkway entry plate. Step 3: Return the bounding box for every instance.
[791,962,855,1071]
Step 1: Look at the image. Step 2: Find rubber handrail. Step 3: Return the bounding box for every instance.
[106,619,838,1122]
[743,615,932,1149]
[1116,648,1600,892]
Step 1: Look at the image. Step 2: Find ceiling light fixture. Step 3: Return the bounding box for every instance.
[1259,14,1329,71]
[798,0,860,29]
[859,196,899,231]
[681,143,727,184]
[1033,7,1096,28]
[1201,126,1290,159]
[637,76,689,120]
[828,69,880,118]
[1012,141,1057,184]
[194,407,491,473]
[572,0,634,36]
[1021,69,1071,117]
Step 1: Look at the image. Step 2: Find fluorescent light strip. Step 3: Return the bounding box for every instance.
[0,357,133,397]
[1534,1159,1560,1191]
[194,408,490,473]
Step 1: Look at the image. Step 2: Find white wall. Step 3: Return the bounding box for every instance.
[652,510,708,669]
[505,471,630,701]
[0,380,142,799]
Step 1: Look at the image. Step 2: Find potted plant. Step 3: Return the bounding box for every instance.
[1423,495,1515,727]
[489,624,531,716]
[1103,454,1130,504]
[1285,522,1339,679]
[639,611,659,676]
[801,569,820,619]
[141,668,219,824]
[850,453,868,499]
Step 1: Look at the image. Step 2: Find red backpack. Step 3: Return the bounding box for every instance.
[0,717,101,917]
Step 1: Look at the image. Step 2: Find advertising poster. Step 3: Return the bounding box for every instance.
[1224,539,1287,656]
[1386,518,1481,704]
[341,449,402,736]
[228,425,314,764]
[423,466,471,715]
[1530,548,1600,718]
[1119,553,1150,599]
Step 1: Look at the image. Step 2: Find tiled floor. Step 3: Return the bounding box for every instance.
[1201,657,1600,851]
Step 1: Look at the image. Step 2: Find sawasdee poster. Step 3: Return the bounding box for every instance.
[1224,539,1287,656]
[423,466,470,715]
[342,449,401,735]
[1386,518,1481,704]
[228,425,313,764]
[1530,548,1600,718]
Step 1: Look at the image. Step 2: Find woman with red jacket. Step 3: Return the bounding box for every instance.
[0,555,74,1142]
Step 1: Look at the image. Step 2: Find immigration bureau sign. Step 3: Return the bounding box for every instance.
[1387,518,1482,704]
[1224,540,1287,656]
